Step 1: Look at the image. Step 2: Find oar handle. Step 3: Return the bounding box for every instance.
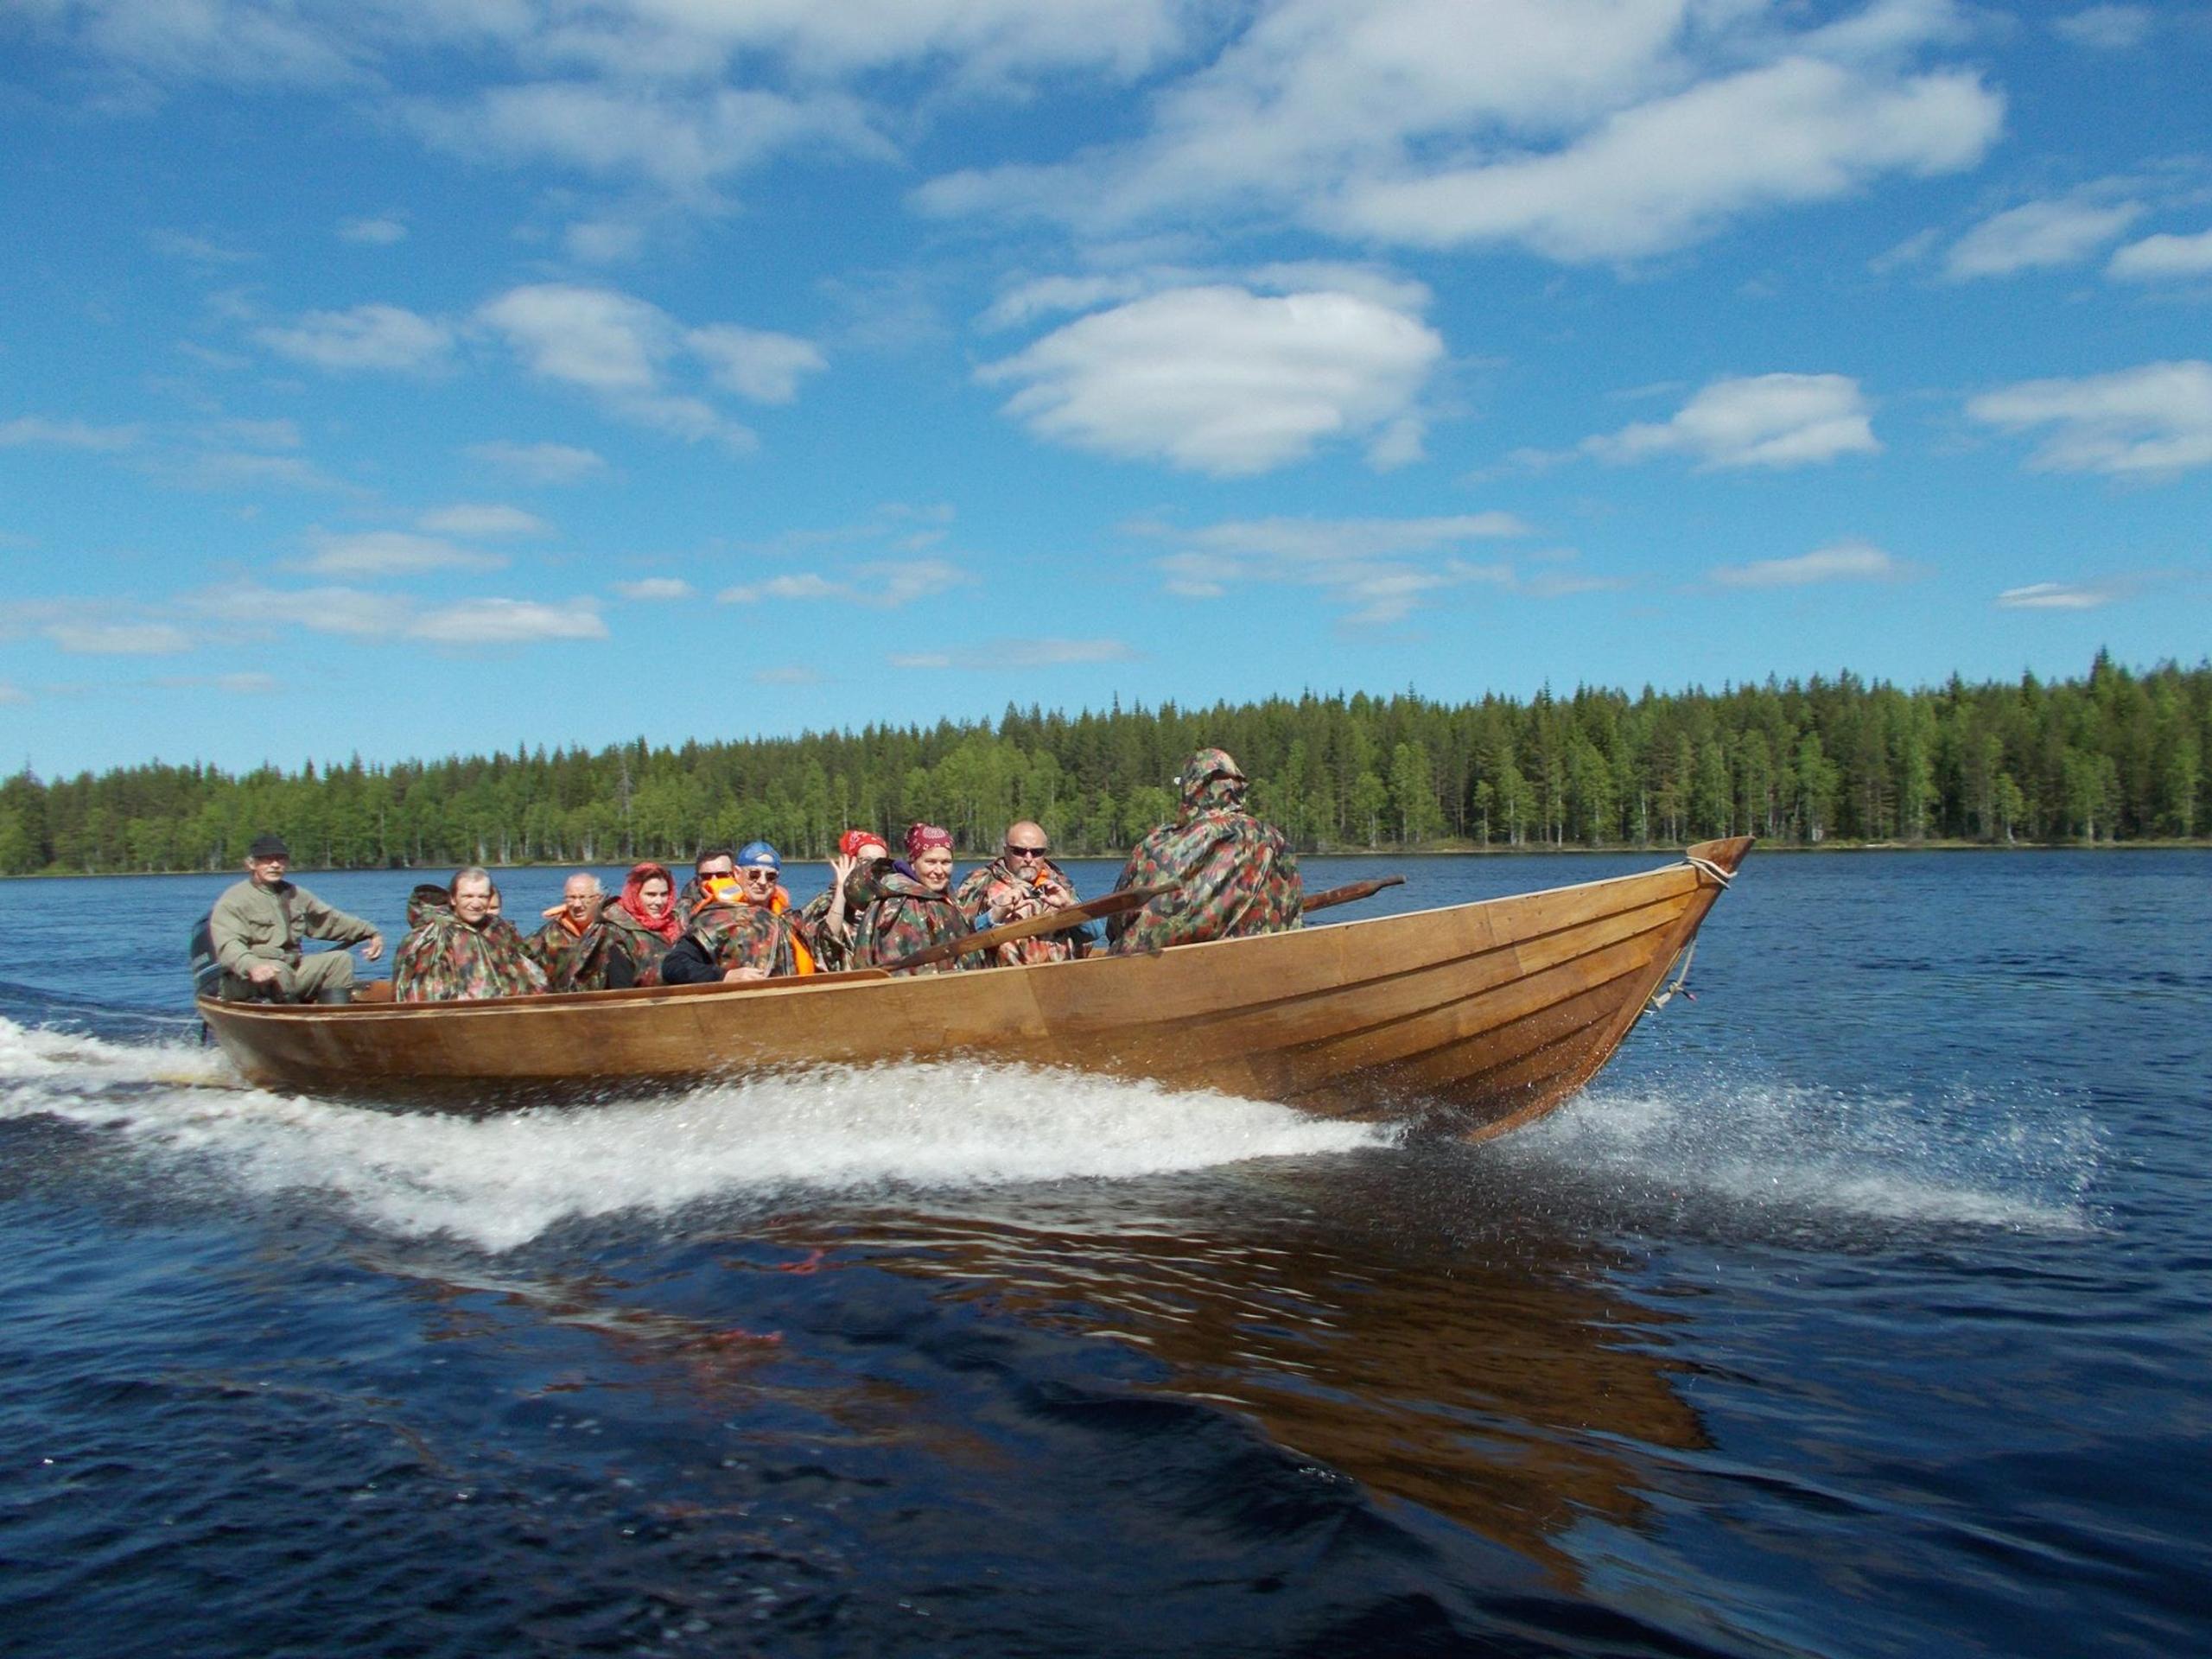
[1303,874,1406,913]
[878,884,1175,976]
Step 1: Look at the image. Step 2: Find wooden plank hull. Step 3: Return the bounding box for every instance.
[197,838,1751,1140]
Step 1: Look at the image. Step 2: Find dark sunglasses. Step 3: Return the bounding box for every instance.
[1004,844,1049,859]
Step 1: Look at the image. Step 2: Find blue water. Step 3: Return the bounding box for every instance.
[2,852,2206,1657]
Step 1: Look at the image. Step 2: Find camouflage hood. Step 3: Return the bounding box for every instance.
[404,884,453,929]
[1176,748,1247,823]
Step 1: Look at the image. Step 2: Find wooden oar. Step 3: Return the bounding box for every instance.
[1303,874,1406,913]
[879,884,1175,976]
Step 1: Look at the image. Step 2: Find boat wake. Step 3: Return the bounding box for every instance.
[1501,1068,2102,1237]
[0,1015,1389,1250]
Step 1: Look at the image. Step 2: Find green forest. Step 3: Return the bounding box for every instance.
[3,653,2204,875]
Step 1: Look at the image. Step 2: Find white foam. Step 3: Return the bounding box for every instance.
[0,1017,1389,1250]
[1505,1073,2101,1235]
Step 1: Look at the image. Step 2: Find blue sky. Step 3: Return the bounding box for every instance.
[3,0,2207,778]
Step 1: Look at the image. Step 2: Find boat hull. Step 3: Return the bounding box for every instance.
[197,838,1751,1140]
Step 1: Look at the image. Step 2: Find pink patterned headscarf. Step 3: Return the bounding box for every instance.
[905,822,954,860]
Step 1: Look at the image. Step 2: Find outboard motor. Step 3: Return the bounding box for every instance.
[188,912,223,1000]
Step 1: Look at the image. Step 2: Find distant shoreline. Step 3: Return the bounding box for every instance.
[4,839,2206,880]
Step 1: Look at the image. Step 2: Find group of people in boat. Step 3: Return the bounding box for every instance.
[201,747,1304,1005]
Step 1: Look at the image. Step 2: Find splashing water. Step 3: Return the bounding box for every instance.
[1502,1068,2102,1236]
[0,1015,1391,1250]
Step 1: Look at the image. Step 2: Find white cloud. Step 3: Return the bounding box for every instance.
[920,2,2002,264]
[736,559,969,607]
[1967,361,2212,476]
[0,416,142,451]
[156,671,280,694]
[416,503,552,538]
[613,577,696,601]
[465,440,607,484]
[1143,512,1535,625]
[1708,540,1906,588]
[1996,581,2120,610]
[148,228,255,264]
[0,682,29,706]
[2109,229,2212,283]
[1943,194,2145,281]
[478,283,765,450]
[292,529,505,577]
[337,215,407,245]
[686,324,827,404]
[978,285,1443,476]
[190,583,413,636]
[2053,7,2152,50]
[889,638,1137,671]
[408,598,608,645]
[256,303,453,372]
[1587,374,1879,469]
[45,622,194,655]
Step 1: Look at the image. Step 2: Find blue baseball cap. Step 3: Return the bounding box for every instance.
[736,840,781,871]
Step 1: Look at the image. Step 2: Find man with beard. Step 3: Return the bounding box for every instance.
[953,821,1090,966]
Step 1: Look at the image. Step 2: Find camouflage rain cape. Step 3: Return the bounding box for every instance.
[597,904,672,987]
[953,857,1091,966]
[792,861,884,975]
[684,900,802,978]
[392,887,550,1002]
[526,911,622,992]
[851,869,976,976]
[1105,750,1303,955]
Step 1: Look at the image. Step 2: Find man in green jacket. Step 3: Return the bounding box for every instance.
[207,834,385,1002]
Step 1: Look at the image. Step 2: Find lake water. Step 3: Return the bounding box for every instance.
[3,851,2206,1657]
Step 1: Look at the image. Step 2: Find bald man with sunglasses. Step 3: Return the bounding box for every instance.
[953,822,1092,966]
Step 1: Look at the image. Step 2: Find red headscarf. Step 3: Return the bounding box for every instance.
[839,827,889,859]
[616,861,683,942]
[905,823,953,861]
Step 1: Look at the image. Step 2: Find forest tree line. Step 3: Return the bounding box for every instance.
[2,653,2204,875]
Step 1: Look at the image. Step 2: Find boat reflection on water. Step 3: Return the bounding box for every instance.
[746,1160,1709,1582]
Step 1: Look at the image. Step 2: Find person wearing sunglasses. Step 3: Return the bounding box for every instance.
[659,844,806,984]
[953,821,1091,966]
[674,847,738,929]
[1105,747,1302,954]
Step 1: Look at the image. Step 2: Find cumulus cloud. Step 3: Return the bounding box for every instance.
[1708,540,1907,589]
[978,285,1442,476]
[290,529,505,577]
[1141,512,1538,625]
[920,0,2002,264]
[0,416,142,451]
[2053,7,2152,50]
[1586,374,1879,469]
[2109,229,2212,283]
[464,440,607,484]
[613,577,696,601]
[1967,360,2212,475]
[686,324,827,404]
[45,621,194,655]
[408,598,607,645]
[735,558,969,607]
[1943,194,2145,280]
[337,215,407,245]
[255,303,454,372]
[416,503,551,538]
[1996,581,2121,610]
[189,583,415,637]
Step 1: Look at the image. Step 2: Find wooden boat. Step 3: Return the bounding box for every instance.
[196,837,1751,1139]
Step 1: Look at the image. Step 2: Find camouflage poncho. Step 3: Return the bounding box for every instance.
[851,869,976,976]
[1105,749,1302,955]
[953,857,1091,966]
[598,903,672,988]
[685,899,801,978]
[792,861,885,974]
[526,912,621,992]
[393,887,550,1002]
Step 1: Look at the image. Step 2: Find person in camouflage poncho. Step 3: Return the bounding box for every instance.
[675,849,736,930]
[393,869,550,1001]
[792,830,888,974]
[953,821,1091,966]
[851,824,976,976]
[660,883,803,983]
[527,872,624,991]
[599,862,681,987]
[1105,748,1302,955]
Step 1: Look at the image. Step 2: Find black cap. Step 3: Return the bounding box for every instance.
[248,833,290,860]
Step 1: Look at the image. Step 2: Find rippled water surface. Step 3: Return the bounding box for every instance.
[3,852,2206,1657]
